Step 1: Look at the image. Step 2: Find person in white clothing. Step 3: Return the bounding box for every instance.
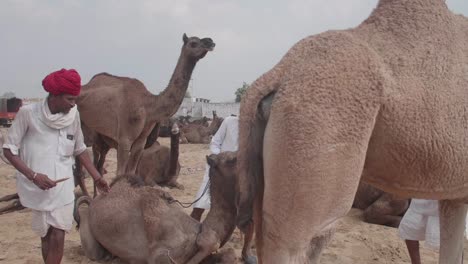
[190,115,239,221]
[3,68,109,264]
[399,199,440,264]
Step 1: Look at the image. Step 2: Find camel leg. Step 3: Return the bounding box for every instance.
[0,199,25,215]
[126,130,153,174]
[306,226,335,262]
[439,200,467,264]
[73,158,90,197]
[255,102,377,263]
[241,221,257,264]
[116,141,131,175]
[0,193,19,202]
[93,142,109,197]
[186,226,220,264]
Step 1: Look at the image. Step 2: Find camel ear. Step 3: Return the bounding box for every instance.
[183,33,189,44]
[206,154,217,167]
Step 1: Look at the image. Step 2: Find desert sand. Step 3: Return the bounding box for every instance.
[1,127,467,264]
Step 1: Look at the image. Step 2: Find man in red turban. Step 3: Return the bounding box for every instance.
[3,68,109,264]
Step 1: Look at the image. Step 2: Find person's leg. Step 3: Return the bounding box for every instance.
[40,228,51,262]
[190,208,205,221]
[44,226,65,264]
[405,240,421,264]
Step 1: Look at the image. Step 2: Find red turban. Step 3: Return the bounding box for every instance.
[42,68,81,96]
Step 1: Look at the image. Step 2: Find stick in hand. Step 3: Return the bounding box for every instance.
[54,177,70,184]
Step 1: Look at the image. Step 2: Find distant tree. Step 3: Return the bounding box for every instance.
[184,90,192,98]
[235,82,249,102]
[1,92,15,98]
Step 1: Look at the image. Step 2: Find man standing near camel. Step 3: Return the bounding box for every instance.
[190,115,239,221]
[3,68,109,264]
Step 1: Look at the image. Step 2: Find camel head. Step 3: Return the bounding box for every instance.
[206,151,237,203]
[182,33,215,60]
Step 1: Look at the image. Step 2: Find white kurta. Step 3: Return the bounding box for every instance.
[193,116,239,209]
[3,101,86,211]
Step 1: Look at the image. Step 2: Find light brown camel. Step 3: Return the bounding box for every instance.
[352,182,409,228]
[76,151,255,264]
[180,112,223,144]
[236,1,468,263]
[77,34,215,176]
[136,123,183,189]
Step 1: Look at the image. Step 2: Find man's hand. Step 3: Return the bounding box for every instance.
[33,173,57,190]
[94,177,110,194]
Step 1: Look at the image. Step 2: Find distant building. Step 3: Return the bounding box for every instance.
[175,97,239,118]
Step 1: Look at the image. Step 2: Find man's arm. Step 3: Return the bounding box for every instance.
[4,148,56,190]
[76,150,109,193]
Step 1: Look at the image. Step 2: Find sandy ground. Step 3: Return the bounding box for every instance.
[1,128,468,264]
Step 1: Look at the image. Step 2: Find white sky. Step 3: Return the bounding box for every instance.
[1,0,467,102]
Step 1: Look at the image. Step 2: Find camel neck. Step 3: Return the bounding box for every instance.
[149,54,198,121]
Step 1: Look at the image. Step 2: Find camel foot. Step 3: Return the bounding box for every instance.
[242,254,257,264]
[0,193,19,202]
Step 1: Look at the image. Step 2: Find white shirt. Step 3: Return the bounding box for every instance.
[3,101,86,211]
[209,116,239,154]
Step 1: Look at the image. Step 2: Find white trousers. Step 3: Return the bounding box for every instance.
[399,206,440,250]
[193,163,211,209]
[31,202,74,237]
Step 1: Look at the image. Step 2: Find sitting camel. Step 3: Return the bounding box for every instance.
[236,1,468,263]
[352,182,409,228]
[136,123,183,189]
[180,112,223,144]
[76,151,255,264]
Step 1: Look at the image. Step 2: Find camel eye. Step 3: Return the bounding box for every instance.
[190,42,199,48]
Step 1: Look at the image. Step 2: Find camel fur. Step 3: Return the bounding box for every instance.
[236,1,468,263]
[76,152,255,264]
[77,34,215,176]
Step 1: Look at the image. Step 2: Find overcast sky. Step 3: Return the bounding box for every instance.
[1,1,467,102]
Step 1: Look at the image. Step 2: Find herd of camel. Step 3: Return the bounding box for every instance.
[2,0,468,263]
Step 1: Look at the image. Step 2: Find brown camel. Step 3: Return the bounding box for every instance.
[180,112,223,144]
[236,1,468,263]
[136,122,183,189]
[352,182,409,228]
[76,152,255,264]
[77,34,215,176]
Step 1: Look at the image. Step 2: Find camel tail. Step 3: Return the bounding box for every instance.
[74,195,93,229]
[236,71,279,234]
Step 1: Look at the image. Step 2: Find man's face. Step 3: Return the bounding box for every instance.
[53,94,78,114]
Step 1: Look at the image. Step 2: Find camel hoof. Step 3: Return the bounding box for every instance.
[242,254,257,264]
